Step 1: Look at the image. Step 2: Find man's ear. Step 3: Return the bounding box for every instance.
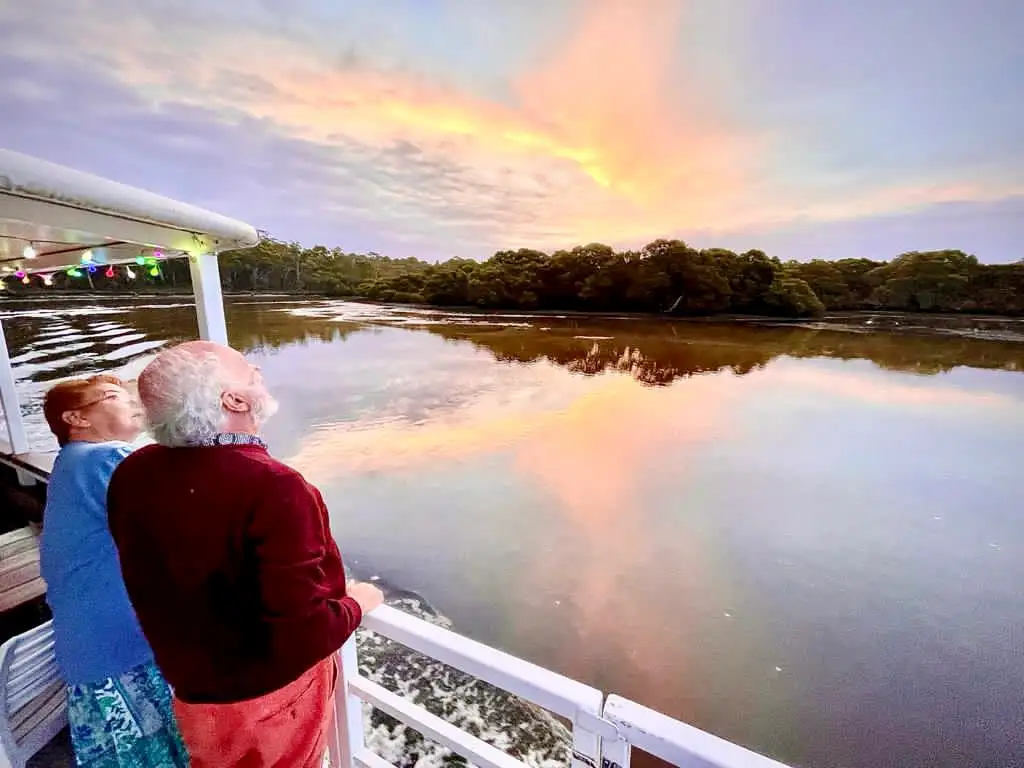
[221,390,251,414]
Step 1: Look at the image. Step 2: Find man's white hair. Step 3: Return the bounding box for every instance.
[140,349,234,447]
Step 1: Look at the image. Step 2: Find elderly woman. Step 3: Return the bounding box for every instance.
[39,374,188,767]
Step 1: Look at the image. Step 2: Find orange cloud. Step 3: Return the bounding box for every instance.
[9,1,1017,251]
[515,0,753,206]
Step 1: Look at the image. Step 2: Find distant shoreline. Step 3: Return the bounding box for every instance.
[2,292,1022,339]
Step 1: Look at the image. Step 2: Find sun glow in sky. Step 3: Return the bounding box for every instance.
[1,0,1021,261]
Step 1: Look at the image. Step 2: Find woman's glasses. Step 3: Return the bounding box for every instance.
[74,390,124,412]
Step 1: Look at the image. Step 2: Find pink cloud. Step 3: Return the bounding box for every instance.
[4,0,1018,253]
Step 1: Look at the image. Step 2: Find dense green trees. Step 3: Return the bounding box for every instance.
[357,243,1021,317]
[4,237,1021,317]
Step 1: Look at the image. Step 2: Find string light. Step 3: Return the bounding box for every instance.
[14,270,25,279]
[23,245,37,260]
[67,268,83,278]
[125,266,136,280]
[21,275,30,284]
[149,266,160,277]
[105,265,115,278]
[135,255,146,265]
[81,249,94,263]
[153,249,164,259]
[41,274,54,286]
[87,265,97,274]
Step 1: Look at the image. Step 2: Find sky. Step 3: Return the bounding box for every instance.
[0,0,1021,262]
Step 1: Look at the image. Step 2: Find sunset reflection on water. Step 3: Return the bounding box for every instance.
[3,297,1023,768]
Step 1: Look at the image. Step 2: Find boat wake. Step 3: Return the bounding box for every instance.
[354,587,571,768]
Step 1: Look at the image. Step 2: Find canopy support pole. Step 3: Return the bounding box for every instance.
[189,253,228,345]
[0,319,33,485]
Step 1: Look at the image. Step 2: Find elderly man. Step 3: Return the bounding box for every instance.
[108,340,382,768]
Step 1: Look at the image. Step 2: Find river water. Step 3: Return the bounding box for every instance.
[2,296,1022,768]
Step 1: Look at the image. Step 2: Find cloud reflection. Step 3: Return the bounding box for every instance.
[288,364,737,704]
[762,366,1019,411]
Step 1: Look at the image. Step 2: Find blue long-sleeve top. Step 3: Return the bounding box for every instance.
[39,441,154,685]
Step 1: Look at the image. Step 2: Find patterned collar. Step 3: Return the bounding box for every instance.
[193,433,268,449]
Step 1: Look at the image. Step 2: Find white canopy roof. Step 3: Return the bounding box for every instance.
[0,149,259,276]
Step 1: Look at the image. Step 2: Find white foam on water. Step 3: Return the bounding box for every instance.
[15,352,97,379]
[103,333,148,346]
[0,306,127,319]
[28,332,87,347]
[100,339,167,361]
[9,349,57,365]
[126,303,196,310]
[33,326,77,339]
[34,341,95,357]
[356,595,570,768]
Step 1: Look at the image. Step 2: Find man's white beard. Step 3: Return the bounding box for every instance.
[252,393,279,428]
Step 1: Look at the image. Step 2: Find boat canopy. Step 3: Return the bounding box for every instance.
[0,149,257,276]
[0,148,259,461]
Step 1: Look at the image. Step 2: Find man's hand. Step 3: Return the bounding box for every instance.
[348,581,384,614]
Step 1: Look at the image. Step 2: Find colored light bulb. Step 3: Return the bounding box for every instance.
[125,266,136,279]
[135,255,146,265]
[105,265,115,278]
[149,266,160,277]
[81,249,94,263]
[21,275,30,284]
[42,274,53,286]
[14,270,25,278]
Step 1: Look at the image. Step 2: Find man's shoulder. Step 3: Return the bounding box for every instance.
[113,443,310,488]
[244,450,314,491]
[110,442,161,472]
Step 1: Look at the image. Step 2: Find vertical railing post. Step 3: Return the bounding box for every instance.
[0,318,32,485]
[0,319,27,454]
[328,634,365,768]
[599,732,631,768]
[599,698,631,768]
[188,252,228,345]
[571,709,609,768]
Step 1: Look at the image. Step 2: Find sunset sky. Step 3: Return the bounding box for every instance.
[1,0,1021,262]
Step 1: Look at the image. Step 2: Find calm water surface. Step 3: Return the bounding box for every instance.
[3,297,1023,768]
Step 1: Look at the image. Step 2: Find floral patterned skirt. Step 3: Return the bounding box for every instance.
[67,661,189,767]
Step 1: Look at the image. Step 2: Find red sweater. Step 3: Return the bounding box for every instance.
[107,443,362,703]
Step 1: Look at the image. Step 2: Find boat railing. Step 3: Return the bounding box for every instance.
[330,604,793,768]
[0,450,793,768]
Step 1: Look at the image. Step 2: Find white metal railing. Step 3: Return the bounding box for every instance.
[330,605,794,768]
[4,458,794,768]
[601,696,792,768]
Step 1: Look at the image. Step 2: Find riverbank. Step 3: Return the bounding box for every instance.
[3,292,1023,343]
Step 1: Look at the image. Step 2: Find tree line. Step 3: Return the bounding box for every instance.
[5,237,1023,317]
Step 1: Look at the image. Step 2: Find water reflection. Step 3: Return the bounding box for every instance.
[2,297,1022,768]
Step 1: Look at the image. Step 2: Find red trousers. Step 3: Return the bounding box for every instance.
[173,656,338,767]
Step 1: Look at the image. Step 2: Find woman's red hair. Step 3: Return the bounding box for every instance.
[43,374,123,445]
